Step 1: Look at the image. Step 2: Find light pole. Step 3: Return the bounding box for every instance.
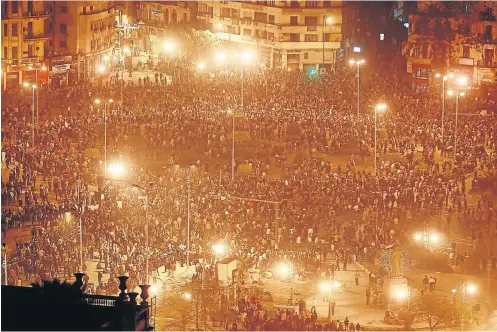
[276,262,294,305]
[2,243,7,285]
[374,103,387,175]
[349,59,365,117]
[322,17,333,69]
[23,82,37,148]
[76,179,86,272]
[459,281,477,331]
[435,73,454,144]
[95,99,113,176]
[447,89,465,158]
[29,65,47,126]
[132,183,153,284]
[175,164,195,267]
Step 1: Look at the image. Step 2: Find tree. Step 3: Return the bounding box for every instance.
[159,287,195,331]
[412,294,459,331]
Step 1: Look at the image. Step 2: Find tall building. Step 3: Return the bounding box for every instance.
[47,1,117,84]
[195,0,343,73]
[406,1,497,90]
[1,0,50,89]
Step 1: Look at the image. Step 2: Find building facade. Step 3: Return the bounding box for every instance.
[406,1,497,89]
[1,0,50,89]
[47,1,117,84]
[195,0,342,73]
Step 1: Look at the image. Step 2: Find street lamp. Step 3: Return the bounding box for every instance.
[95,98,113,176]
[349,59,365,117]
[276,262,295,305]
[447,88,466,158]
[23,82,37,148]
[97,64,105,73]
[323,17,333,69]
[183,292,192,301]
[197,62,206,71]
[435,73,454,144]
[131,182,154,285]
[175,164,196,267]
[164,41,174,52]
[215,51,226,64]
[212,243,228,258]
[460,281,477,331]
[107,162,126,178]
[320,280,339,321]
[374,103,387,175]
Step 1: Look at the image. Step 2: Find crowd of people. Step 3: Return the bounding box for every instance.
[2,50,497,329]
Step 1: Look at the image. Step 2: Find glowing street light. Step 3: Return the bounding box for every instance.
[326,17,333,24]
[103,55,109,61]
[164,41,174,52]
[349,59,365,117]
[41,65,47,71]
[183,292,192,301]
[97,65,105,73]
[429,233,439,244]
[123,47,131,54]
[215,51,226,63]
[276,262,291,278]
[216,23,223,30]
[108,162,125,178]
[212,243,227,257]
[197,62,206,71]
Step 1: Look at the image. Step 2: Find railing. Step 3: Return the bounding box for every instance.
[25,33,48,40]
[83,294,118,307]
[477,60,497,68]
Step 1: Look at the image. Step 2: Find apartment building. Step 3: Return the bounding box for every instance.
[1,0,50,89]
[196,0,342,73]
[406,1,497,90]
[48,1,117,84]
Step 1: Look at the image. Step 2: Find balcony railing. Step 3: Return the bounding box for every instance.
[477,60,497,68]
[83,294,118,307]
[25,33,49,40]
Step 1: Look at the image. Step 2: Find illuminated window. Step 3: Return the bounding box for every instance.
[380,33,385,40]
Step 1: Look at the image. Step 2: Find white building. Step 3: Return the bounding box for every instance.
[196,0,342,72]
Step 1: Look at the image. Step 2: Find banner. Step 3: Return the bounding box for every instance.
[52,64,70,74]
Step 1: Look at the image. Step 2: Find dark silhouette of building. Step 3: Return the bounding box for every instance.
[1,273,154,331]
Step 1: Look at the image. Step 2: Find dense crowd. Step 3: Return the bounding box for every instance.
[2,52,497,329]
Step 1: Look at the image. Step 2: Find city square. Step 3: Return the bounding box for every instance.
[1,0,497,331]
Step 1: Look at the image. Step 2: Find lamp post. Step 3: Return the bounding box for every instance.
[29,65,47,126]
[447,90,465,158]
[374,103,387,175]
[435,73,454,144]
[276,262,294,305]
[23,82,37,148]
[95,99,113,176]
[2,243,7,285]
[175,164,195,267]
[459,281,477,331]
[321,280,339,322]
[349,59,365,117]
[322,17,333,69]
[132,183,153,285]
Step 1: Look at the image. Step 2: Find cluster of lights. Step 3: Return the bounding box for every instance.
[212,243,227,257]
[107,162,125,177]
[320,280,340,293]
[349,59,365,66]
[413,232,440,244]
[276,262,293,278]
